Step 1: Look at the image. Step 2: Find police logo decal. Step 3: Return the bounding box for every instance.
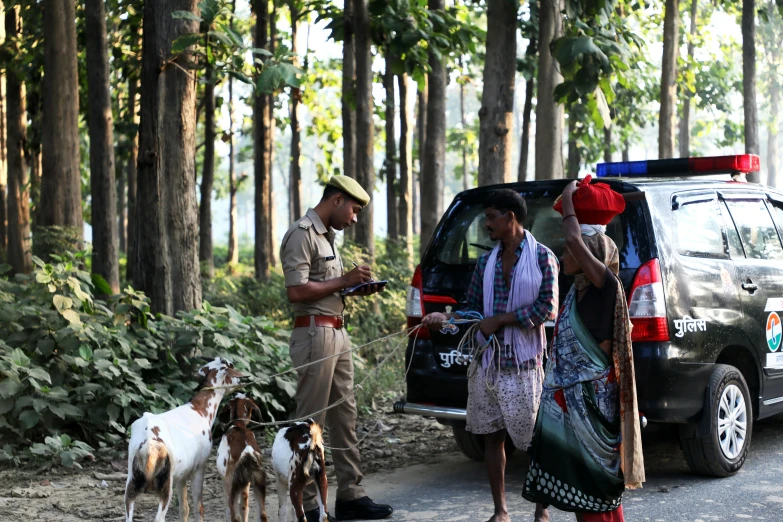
[767,312,782,352]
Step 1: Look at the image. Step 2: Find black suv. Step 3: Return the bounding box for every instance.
[395,155,783,477]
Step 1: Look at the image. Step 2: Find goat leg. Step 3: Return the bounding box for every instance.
[177,481,190,522]
[155,476,174,522]
[191,467,206,522]
[289,481,306,522]
[315,461,329,521]
[276,478,289,522]
[253,477,268,522]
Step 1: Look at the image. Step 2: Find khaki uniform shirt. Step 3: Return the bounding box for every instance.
[280,208,345,317]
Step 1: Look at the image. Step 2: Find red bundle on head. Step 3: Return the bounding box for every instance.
[553,175,626,225]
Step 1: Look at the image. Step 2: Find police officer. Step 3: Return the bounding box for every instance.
[280,176,394,522]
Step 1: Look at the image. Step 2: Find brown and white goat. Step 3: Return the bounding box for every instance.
[271,419,330,522]
[124,357,243,522]
[216,393,268,522]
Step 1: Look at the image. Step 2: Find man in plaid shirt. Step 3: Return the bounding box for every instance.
[423,189,558,522]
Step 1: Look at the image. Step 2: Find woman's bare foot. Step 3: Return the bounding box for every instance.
[534,503,550,522]
[486,510,511,522]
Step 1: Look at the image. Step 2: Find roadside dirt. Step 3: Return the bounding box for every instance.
[0,398,460,521]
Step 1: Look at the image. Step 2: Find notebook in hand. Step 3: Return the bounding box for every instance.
[342,280,388,296]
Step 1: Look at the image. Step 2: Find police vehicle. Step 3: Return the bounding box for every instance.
[395,155,783,477]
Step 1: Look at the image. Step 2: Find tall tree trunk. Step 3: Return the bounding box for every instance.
[678,0,698,158]
[768,80,779,188]
[199,66,216,278]
[397,73,413,261]
[421,0,446,255]
[414,80,426,238]
[5,6,30,274]
[384,53,397,240]
[353,0,374,257]
[658,0,679,159]
[519,81,536,183]
[133,0,201,315]
[603,126,612,163]
[267,1,278,267]
[38,0,83,258]
[622,138,630,162]
[742,0,760,183]
[126,72,139,282]
[117,155,126,253]
[226,0,238,267]
[0,6,6,258]
[85,0,119,294]
[342,0,356,181]
[460,78,469,192]
[288,0,302,223]
[342,0,356,243]
[535,0,564,179]
[567,115,580,178]
[254,0,273,280]
[518,27,537,182]
[227,73,238,265]
[478,0,516,186]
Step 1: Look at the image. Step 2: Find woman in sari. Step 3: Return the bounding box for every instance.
[523,180,645,522]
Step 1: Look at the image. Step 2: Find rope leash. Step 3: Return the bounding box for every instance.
[218,316,482,450]
[205,326,423,391]
[241,324,426,429]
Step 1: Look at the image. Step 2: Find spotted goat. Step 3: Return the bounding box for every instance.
[124,357,243,522]
[271,419,330,522]
[216,394,268,522]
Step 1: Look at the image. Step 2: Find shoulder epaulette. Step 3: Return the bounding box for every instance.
[299,222,310,230]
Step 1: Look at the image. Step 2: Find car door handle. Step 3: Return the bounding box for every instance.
[741,282,758,292]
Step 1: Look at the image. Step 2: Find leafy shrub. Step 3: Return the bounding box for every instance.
[204,239,413,349]
[0,252,296,465]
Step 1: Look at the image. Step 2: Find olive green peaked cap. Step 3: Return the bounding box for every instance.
[327,175,371,207]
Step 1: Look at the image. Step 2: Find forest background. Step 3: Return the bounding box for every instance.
[0,0,781,466]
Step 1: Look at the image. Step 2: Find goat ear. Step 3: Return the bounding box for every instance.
[249,400,263,422]
[218,402,232,424]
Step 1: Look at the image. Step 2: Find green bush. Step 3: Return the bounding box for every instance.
[0,252,296,465]
[203,239,413,349]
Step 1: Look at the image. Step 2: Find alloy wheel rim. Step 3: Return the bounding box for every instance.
[717,384,747,460]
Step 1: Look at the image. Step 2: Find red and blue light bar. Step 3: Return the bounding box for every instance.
[596,154,760,178]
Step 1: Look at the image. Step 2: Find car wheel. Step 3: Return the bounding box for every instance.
[679,364,753,477]
[452,423,516,462]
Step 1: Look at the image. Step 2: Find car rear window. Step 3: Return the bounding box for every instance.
[429,191,647,271]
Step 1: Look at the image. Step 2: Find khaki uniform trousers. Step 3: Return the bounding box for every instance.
[289,324,365,511]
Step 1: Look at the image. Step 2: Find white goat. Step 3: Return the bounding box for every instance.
[271,419,330,522]
[216,393,267,522]
[124,357,243,522]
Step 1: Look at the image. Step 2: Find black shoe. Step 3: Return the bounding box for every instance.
[335,496,393,520]
[304,507,338,522]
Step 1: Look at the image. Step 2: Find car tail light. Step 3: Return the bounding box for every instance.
[406,266,428,338]
[406,266,458,340]
[627,258,670,342]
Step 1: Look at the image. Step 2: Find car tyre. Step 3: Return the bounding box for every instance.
[452,423,516,461]
[679,364,752,477]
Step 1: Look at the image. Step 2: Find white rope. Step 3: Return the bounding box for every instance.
[242,324,425,429]
[205,326,422,391]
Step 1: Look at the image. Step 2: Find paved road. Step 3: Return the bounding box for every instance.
[349,415,783,522]
[104,414,783,521]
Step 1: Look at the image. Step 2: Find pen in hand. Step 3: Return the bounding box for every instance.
[351,262,373,282]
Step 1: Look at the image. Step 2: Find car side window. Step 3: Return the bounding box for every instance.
[674,199,728,258]
[772,201,783,237]
[719,201,745,259]
[724,199,783,261]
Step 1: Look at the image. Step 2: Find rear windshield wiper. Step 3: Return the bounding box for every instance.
[470,243,493,251]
